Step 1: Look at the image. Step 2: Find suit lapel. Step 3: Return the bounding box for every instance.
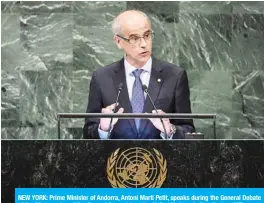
[113,58,138,135]
[139,57,164,136]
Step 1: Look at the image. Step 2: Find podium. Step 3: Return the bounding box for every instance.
[57,113,216,139]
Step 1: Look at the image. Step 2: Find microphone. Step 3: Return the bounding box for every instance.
[107,83,123,138]
[142,84,169,139]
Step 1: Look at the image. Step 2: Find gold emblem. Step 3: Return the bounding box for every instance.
[107,147,167,188]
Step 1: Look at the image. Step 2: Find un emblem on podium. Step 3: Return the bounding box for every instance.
[107,147,167,188]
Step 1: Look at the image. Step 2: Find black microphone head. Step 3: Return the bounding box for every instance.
[142,84,148,92]
[118,83,123,91]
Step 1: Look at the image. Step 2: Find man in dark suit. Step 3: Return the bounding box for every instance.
[83,10,195,139]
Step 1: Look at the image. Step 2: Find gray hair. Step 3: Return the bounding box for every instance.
[112,10,151,36]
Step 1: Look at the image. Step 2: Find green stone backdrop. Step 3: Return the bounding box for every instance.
[1,1,264,139]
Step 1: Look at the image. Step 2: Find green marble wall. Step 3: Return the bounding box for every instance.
[1,1,264,139]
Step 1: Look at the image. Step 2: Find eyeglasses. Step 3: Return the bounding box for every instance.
[116,30,155,45]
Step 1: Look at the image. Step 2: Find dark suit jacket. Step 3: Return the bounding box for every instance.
[83,56,195,139]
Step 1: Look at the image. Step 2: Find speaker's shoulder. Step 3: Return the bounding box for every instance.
[154,57,185,76]
[93,59,123,76]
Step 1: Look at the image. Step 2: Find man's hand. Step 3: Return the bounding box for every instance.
[100,103,124,131]
[148,109,171,134]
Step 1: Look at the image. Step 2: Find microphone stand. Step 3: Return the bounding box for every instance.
[142,85,169,139]
[107,83,123,139]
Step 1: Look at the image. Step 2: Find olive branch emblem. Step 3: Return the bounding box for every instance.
[106,148,167,188]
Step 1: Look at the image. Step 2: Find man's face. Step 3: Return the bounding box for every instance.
[115,14,152,67]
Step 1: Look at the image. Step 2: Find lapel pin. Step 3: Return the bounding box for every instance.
[157,78,161,83]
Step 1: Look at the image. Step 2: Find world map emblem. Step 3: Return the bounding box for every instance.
[107,147,167,188]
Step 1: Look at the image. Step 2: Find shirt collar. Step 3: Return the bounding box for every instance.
[124,56,152,77]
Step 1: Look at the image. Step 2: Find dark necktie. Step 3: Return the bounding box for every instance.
[131,69,145,131]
